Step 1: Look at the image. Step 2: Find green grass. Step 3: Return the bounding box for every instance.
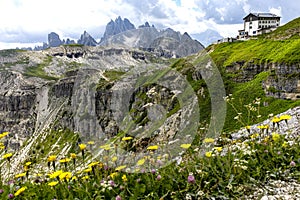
[224,71,300,131]
[0,49,25,57]
[1,57,30,69]
[209,39,300,67]
[264,17,300,39]
[23,56,59,80]
[0,120,299,199]
[96,70,126,90]
[27,129,79,165]
[63,44,84,47]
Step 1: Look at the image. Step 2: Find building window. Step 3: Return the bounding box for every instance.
[253,31,256,34]
[249,26,252,29]
[259,25,261,29]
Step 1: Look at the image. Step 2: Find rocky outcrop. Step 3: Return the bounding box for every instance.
[77,31,98,46]
[0,46,176,149]
[48,32,63,47]
[225,62,300,100]
[64,38,76,45]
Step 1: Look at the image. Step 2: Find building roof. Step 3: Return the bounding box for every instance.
[243,13,281,20]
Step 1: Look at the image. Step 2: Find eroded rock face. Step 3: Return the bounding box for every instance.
[0,46,179,150]
[48,32,63,47]
[226,62,300,100]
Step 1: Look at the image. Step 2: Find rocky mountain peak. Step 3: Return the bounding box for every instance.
[100,16,136,42]
[48,32,63,47]
[138,22,153,28]
[77,31,97,46]
[182,32,192,41]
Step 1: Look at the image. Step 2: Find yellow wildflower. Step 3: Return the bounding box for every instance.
[257,125,269,129]
[99,144,111,150]
[137,158,145,166]
[48,181,59,186]
[122,136,133,141]
[2,153,13,159]
[272,133,281,142]
[49,170,63,179]
[282,141,288,148]
[15,172,27,178]
[87,141,95,145]
[203,138,215,143]
[59,172,72,181]
[47,155,56,162]
[263,136,269,143]
[271,116,281,123]
[3,153,13,159]
[72,176,78,181]
[245,125,251,130]
[213,147,223,152]
[205,151,212,158]
[279,114,292,121]
[88,161,99,168]
[84,168,92,173]
[59,158,71,163]
[24,166,29,171]
[79,144,86,151]
[0,132,9,139]
[25,162,32,166]
[147,145,159,150]
[110,172,118,179]
[112,156,118,162]
[70,153,77,159]
[82,175,89,180]
[115,165,127,171]
[180,144,191,149]
[14,186,26,196]
[122,174,128,182]
[250,133,259,139]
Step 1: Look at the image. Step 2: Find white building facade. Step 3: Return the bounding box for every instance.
[238,13,281,39]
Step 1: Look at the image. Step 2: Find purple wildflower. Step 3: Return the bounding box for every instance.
[109,180,115,187]
[156,174,161,181]
[187,175,195,184]
[290,160,296,167]
[8,194,14,199]
[116,195,122,200]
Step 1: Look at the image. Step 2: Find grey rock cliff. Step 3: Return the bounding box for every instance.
[101,25,204,57]
[100,16,136,43]
[77,31,98,46]
[48,32,63,47]
[226,61,300,100]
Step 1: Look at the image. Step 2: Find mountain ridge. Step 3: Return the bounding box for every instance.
[99,17,204,57]
[28,16,204,57]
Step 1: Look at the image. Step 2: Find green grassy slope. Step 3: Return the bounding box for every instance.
[265,17,300,39]
[197,19,300,132]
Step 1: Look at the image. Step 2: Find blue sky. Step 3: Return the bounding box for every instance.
[0,0,299,49]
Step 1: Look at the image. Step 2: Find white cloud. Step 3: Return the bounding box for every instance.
[269,7,282,17]
[0,0,299,49]
[0,42,42,50]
